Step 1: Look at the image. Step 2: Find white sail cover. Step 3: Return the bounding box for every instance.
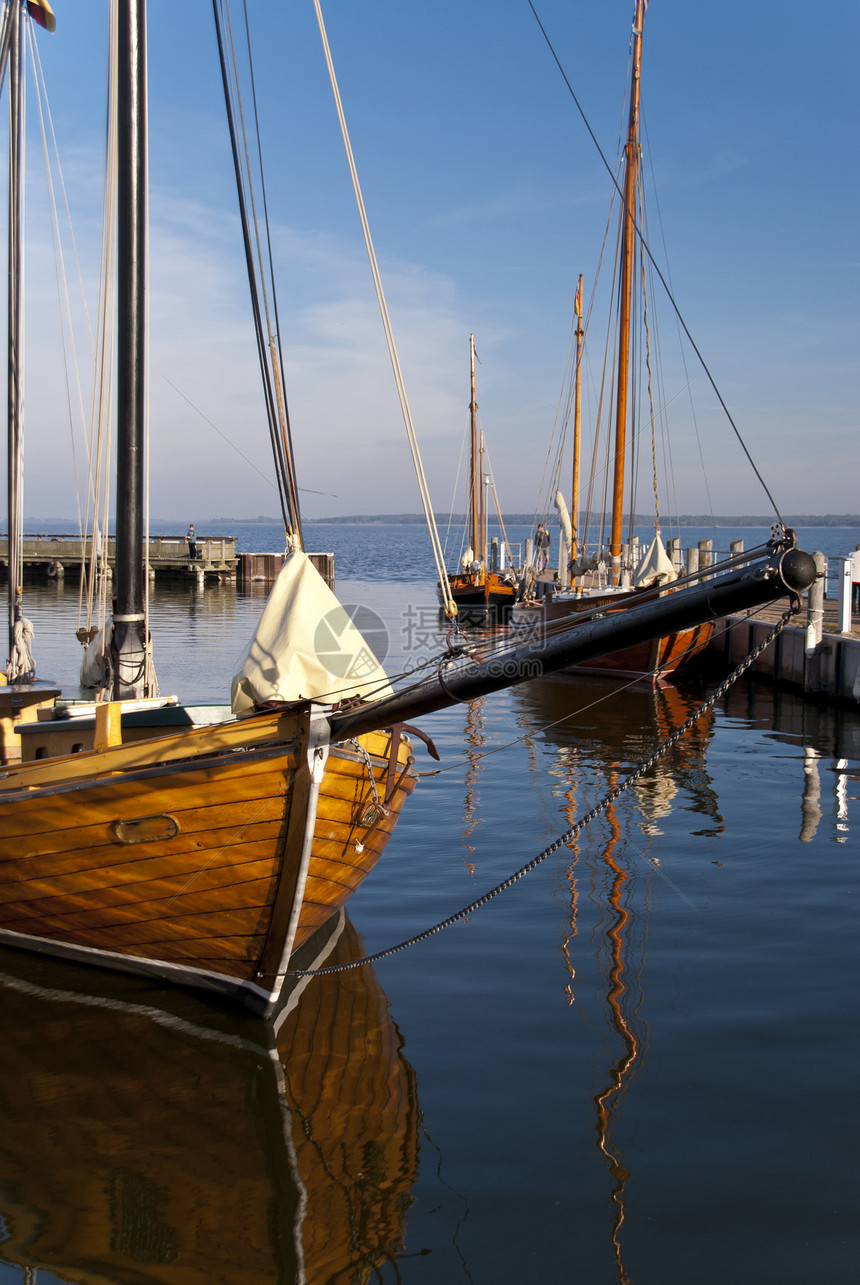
[79,626,108,688]
[553,491,572,546]
[231,552,393,715]
[632,534,678,588]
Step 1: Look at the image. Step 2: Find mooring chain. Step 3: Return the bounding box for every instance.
[347,739,389,817]
[286,608,794,978]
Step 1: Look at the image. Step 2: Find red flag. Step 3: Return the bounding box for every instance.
[27,1,56,33]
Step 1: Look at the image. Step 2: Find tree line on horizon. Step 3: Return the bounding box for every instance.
[295,512,860,528]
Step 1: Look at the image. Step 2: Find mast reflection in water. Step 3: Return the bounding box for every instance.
[515,673,726,1283]
[0,914,418,1284]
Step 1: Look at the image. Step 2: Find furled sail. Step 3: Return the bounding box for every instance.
[553,491,572,548]
[231,552,393,714]
[632,534,678,588]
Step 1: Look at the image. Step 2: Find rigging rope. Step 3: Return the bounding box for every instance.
[311,0,456,617]
[282,607,796,977]
[212,0,300,547]
[28,20,96,623]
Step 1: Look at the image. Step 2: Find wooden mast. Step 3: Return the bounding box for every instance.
[6,0,22,668]
[479,428,486,568]
[468,333,480,568]
[609,0,645,585]
[571,273,584,566]
[110,0,149,698]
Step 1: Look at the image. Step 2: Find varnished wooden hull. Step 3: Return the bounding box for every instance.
[575,620,716,680]
[0,914,419,1284]
[0,708,417,1012]
[512,589,716,683]
[442,569,518,609]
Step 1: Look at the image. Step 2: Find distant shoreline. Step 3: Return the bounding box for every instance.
[11,512,860,531]
[255,513,860,529]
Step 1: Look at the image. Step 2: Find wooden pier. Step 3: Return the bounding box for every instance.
[0,534,238,580]
[0,537,335,590]
[238,551,335,589]
[706,555,860,707]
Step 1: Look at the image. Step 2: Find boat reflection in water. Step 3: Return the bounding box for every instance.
[515,671,722,842]
[0,912,418,1284]
[515,672,721,1284]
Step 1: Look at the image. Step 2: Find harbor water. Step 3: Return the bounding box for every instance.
[1,522,858,1284]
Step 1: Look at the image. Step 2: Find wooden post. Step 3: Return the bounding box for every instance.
[667,537,680,574]
[730,539,744,559]
[698,539,713,579]
[686,546,699,577]
[806,552,827,651]
[620,542,631,589]
[837,557,852,633]
[804,552,828,695]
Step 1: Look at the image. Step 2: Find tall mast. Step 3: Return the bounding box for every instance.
[609,0,645,584]
[571,273,583,564]
[6,0,23,670]
[468,333,479,563]
[479,428,486,567]
[110,0,149,698]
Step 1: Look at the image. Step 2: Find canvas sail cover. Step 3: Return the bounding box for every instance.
[553,491,572,546]
[231,552,393,715]
[632,534,678,588]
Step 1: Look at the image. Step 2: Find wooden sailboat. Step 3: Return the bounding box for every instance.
[440,334,519,616]
[0,1,817,1017]
[513,0,720,682]
[0,0,420,1018]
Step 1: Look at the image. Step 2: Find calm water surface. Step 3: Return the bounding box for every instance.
[1,525,858,1283]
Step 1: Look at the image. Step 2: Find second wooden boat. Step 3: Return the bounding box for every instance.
[439,335,520,617]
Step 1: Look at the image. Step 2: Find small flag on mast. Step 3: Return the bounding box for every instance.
[27,1,56,32]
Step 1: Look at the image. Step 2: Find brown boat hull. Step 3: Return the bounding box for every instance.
[512,589,716,683]
[0,708,417,1011]
[443,568,518,609]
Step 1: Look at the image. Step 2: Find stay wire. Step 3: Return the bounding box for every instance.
[526,0,783,526]
[212,0,294,542]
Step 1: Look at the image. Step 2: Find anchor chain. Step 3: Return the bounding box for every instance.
[348,738,390,821]
[286,608,794,977]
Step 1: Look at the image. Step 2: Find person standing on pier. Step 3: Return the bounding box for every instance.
[187,524,197,560]
[535,523,551,573]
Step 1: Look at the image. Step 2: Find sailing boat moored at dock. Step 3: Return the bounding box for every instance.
[0,0,817,1016]
[439,334,520,617]
[513,0,761,683]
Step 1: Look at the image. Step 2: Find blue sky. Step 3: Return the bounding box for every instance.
[9,0,858,521]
